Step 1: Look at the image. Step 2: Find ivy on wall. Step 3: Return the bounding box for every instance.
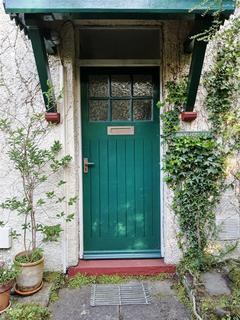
[158,79,187,140]
[164,135,225,271]
[204,16,240,149]
[160,80,225,273]
[204,14,240,242]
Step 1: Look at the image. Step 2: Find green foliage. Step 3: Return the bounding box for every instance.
[67,273,172,289]
[160,77,226,273]
[40,225,63,242]
[203,13,240,279]
[228,262,240,287]
[190,0,236,41]
[199,261,240,319]
[14,248,43,264]
[173,280,192,310]
[4,303,51,320]
[0,262,19,285]
[67,274,99,288]
[164,135,225,272]
[159,78,188,108]
[43,272,66,303]
[158,78,187,140]
[43,80,63,112]
[0,113,76,254]
[204,16,240,149]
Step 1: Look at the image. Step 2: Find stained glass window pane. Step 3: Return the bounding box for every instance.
[133,100,152,121]
[133,75,153,97]
[111,75,131,97]
[89,100,108,121]
[112,100,131,121]
[89,75,108,97]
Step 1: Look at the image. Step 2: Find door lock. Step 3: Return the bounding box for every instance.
[83,158,95,173]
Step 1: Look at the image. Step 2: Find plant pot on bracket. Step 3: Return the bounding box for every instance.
[14,251,44,295]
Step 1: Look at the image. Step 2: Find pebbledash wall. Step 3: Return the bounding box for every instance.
[0,4,239,271]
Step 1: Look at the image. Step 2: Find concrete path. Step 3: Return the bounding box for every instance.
[50,280,190,320]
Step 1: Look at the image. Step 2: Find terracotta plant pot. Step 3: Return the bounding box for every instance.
[14,251,44,294]
[0,280,14,312]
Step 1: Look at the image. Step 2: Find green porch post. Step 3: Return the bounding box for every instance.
[184,14,214,112]
[27,25,56,112]
[184,38,207,112]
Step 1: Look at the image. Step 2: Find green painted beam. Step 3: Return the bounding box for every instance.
[184,15,215,112]
[4,0,235,14]
[52,12,196,20]
[27,25,56,112]
[185,39,208,112]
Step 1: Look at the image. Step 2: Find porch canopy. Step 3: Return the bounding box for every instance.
[4,0,235,114]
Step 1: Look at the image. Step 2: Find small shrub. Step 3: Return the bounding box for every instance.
[4,304,51,320]
[0,261,19,285]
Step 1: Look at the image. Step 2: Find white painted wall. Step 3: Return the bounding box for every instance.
[0,4,79,271]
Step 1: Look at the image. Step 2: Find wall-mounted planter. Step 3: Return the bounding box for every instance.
[181,112,197,122]
[45,112,60,124]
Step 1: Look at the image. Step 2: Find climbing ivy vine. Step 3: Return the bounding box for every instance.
[164,135,225,272]
[160,79,225,273]
[204,14,240,236]
[204,15,240,148]
[157,78,187,140]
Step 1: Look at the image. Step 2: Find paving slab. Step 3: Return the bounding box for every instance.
[11,282,53,307]
[120,280,190,320]
[201,271,231,296]
[50,279,190,320]
[50,286,119,320]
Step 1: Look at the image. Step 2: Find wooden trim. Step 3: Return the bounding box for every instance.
[76,59,161,67]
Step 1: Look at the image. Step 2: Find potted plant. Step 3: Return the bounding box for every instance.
[0,113,76,295]
[0,261,19,313]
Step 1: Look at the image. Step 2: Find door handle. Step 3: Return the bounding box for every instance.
[83,158,95,173]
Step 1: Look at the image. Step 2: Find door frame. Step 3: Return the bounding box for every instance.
[77,60,164,259]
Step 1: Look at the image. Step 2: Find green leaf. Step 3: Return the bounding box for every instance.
[66,213,74,222]
[58,180,66,187]
[68,196,77,206]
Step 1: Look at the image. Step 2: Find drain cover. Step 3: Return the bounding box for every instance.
[90,283,151,306]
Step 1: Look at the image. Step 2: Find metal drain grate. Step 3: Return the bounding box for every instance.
[90,283,151,306]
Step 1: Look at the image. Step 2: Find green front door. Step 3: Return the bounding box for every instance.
[81,67,160,259]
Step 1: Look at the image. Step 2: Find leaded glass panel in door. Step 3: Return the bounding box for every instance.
[87,72,154,122]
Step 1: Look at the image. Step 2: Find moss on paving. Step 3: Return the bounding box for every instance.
[67,273,172,289]
[44,272,66,303]
[173,281,192,311]
[200,262,240,319]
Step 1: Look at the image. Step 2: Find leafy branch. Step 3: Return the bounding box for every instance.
[0,113,76,259]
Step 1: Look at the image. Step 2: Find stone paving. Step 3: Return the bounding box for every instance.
[201,271,231,296]
[11,282,52,307]
[50,280,191,320]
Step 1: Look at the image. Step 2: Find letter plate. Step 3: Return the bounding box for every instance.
[107,126,134,135]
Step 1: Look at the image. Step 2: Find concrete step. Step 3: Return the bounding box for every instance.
[68,259,176,277]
